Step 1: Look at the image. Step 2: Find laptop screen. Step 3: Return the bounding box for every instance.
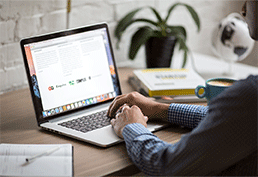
[21,24,121,122]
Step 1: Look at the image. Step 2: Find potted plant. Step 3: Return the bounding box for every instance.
[114,2,201,68]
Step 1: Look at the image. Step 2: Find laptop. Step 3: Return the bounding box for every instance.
[20,23,166,147]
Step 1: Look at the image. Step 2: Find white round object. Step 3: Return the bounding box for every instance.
[211,13,255,62]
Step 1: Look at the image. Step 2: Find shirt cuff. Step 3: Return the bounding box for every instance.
[122,123,153,142]
[168,103,208,128]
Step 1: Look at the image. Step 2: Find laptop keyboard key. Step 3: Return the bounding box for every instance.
[58,109,111,133]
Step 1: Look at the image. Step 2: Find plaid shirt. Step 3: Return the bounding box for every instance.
[123,104,208,175]
[168,103,208,128]
[122,76,257,177]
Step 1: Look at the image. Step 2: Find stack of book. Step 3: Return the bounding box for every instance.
[128,68,206,103]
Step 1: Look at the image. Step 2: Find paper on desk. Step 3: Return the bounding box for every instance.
[0,144,73,177]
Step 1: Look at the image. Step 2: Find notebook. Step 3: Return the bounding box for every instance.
[0,144,73,177]
[20,23,166,147]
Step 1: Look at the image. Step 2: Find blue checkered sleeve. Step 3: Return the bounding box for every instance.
[168,103,208,128]
[122,104,208,175]
[123,123,176,175]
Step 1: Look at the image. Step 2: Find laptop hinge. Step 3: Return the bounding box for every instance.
[47,102,111,124]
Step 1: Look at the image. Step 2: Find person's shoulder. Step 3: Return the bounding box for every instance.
[235,75,257,90]
[245,75,258,81]
[245,75,258,84]
[226,75,258,103]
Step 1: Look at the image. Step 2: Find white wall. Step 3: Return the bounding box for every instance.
[0,0,257,94]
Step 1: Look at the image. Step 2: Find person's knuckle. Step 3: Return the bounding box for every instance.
[123,106,130,112]
[113,95,120,102]
[128,92,137,101]
[131,105,138,109]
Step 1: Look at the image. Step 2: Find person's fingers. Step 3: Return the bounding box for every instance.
[117,103,128,114]
[108,95,129,117]
[121,104,129,112]
[131,105,142,114]
[144,116,148,122]
[107,95,124,116]
[112,95,125,107]
[110,118,115,126]
[121,104,130,121]
[107,95,124,117]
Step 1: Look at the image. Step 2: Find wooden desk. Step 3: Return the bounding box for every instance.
[0,67,205,176]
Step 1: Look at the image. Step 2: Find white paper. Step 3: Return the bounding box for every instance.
[0,144,72,177]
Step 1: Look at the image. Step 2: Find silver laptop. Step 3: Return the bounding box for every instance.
[20,23,166,147]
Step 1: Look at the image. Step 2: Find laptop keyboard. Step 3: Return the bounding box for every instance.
[58,110,111,133]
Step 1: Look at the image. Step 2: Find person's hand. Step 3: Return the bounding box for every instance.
[110,104,148,138]
[107,92,169,120]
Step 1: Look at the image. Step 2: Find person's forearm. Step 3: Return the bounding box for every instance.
[168,104,208,128]
[149,103,170,121]
[123,123,176,176]
[148,103,208,128]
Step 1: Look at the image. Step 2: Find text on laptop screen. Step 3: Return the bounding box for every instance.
[23,28,119,118]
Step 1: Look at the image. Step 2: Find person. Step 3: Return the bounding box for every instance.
[107,1,258,176]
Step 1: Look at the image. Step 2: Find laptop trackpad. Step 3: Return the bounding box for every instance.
[88,122,167,146]
[84,125,123,146]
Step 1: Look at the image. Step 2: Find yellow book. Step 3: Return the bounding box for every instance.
[133,68,205,97]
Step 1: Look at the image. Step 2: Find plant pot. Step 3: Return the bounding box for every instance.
[145,36,177,68]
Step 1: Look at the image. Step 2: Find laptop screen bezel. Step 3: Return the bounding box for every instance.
[20,23,122,125]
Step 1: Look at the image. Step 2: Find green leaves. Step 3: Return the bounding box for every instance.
[173,27,188,68]
[114,3,201,67]
[167,26,187,39]
[129,26,153,60]
[114,8,142,48]
[184,4,201,32]
[149,7,163,23]
[114,6,161,49]
[115,18,158,49]
[182,49,188,68]
[165,2,200,32]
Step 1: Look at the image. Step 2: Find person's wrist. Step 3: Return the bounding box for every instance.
[120,126,125,138]
[122,123,152,142]
[121,123,135,139]
[152,103,169,121]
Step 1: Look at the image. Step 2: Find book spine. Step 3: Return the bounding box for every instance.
[150,89,195,96]
[132,72,151,96]
[133,69,205,97]
[128,76,149,96]
[132,72,195,97]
